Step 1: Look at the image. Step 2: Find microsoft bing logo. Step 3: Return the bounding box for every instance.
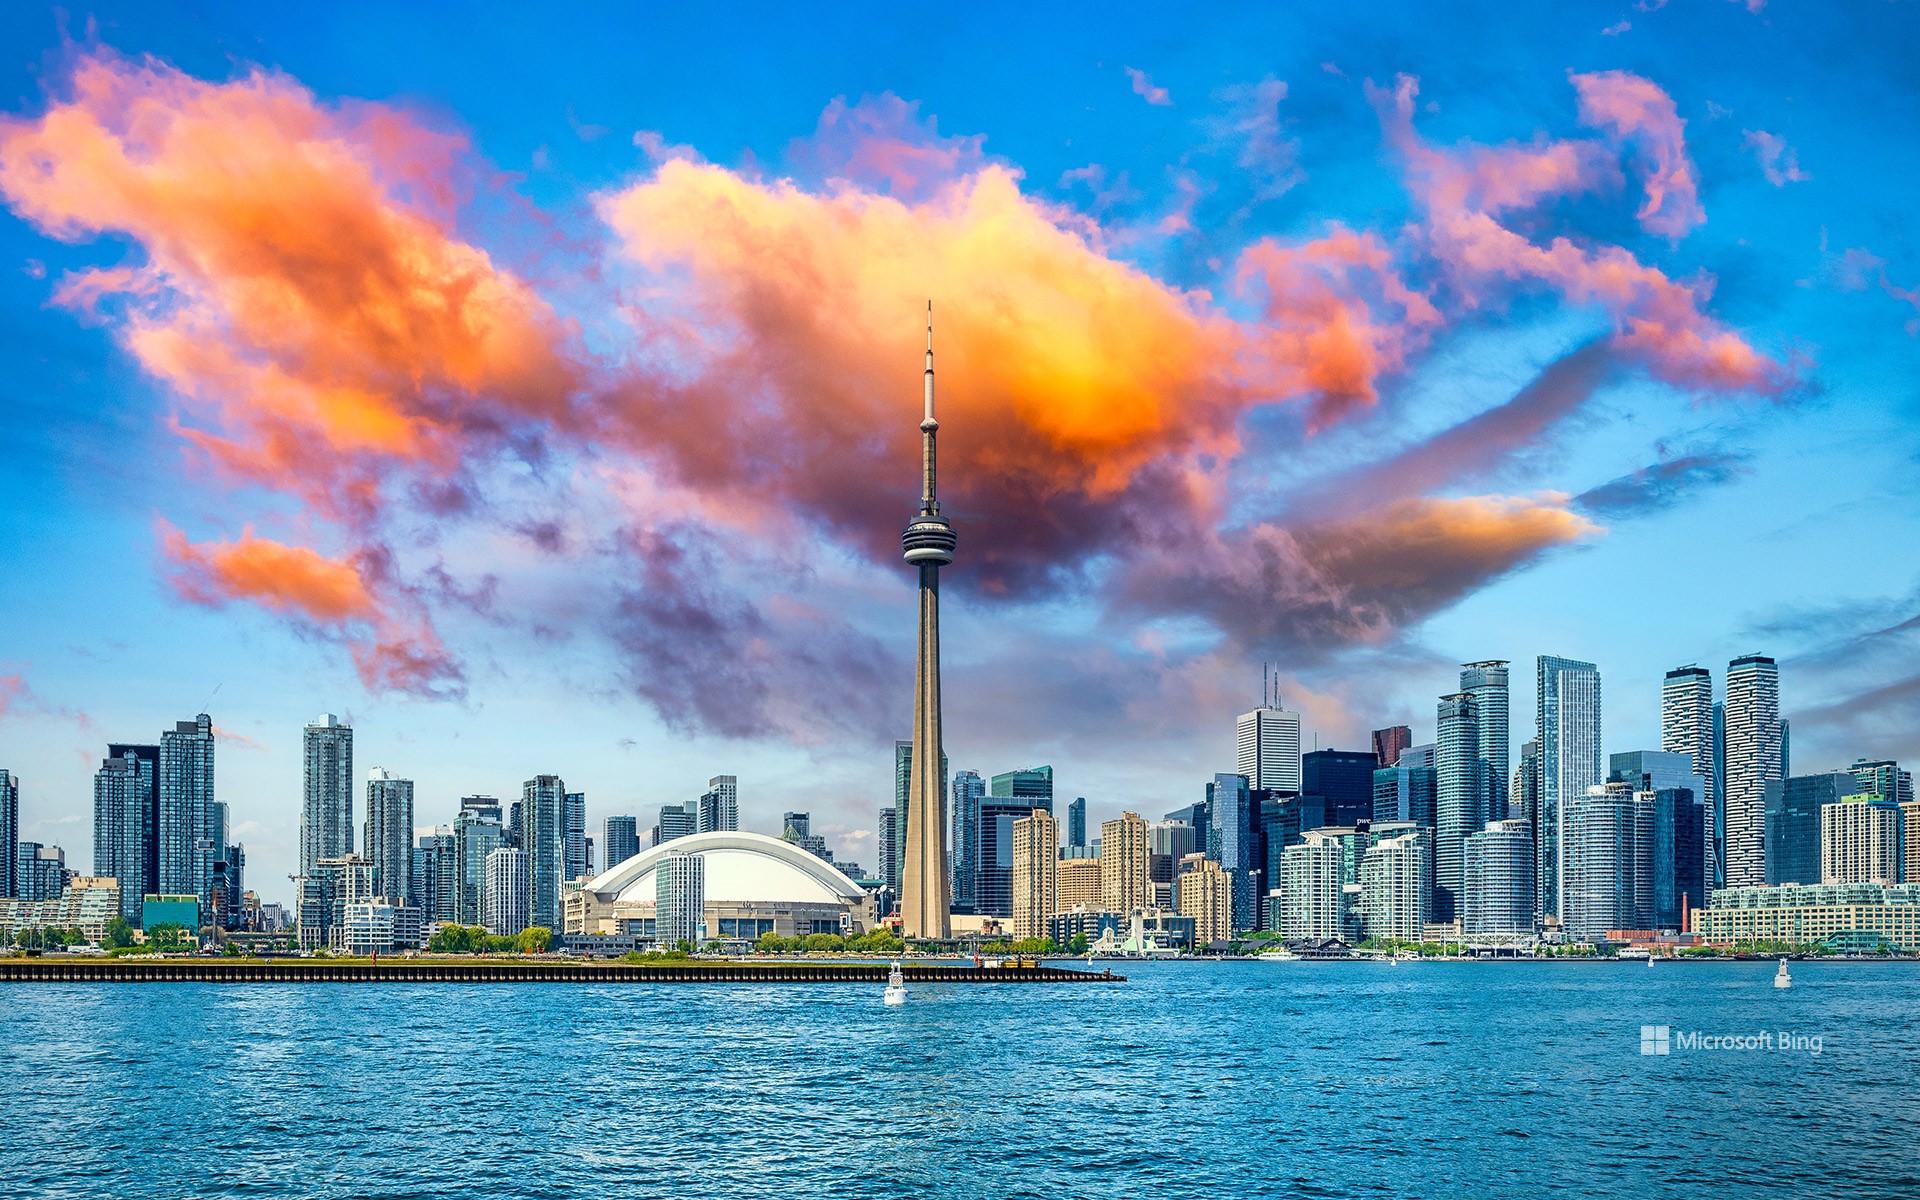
[1640,1025,1671,1056]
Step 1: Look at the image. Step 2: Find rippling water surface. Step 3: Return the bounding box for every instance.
[5,959,1919,1198]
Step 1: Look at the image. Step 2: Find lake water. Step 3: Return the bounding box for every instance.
[4,959,1918,1198]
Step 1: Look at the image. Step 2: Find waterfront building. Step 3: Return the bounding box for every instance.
[297,854,375,949]
[603,815,640,873]
[976,779,1051,918]
[452,805,503,925]
[1303,748,1378,826]
[1434,692,1483,924]
[300,714,353,876]
[1057,857,1102,912]
[1178,856,1234,947]
[565,791,589,880]
[1661,665,1719,888]
[0,876,120,944]
[1563,783,1652,942]
[1647,787,1706,930]
[1904,799,1920,889]
[1047,906,1195,954]
[698,776,738,835]
[1822,794,1903,885]
[1100,812,1149,913]
[413,828,453,923]
[1724,654,1782,888]
[1765,772,1855,887]
[483,847,530,936]
[363,768,413,906]
[1236,703,1303,793]
[1536,656,1602,925]
[1461,661,1511,822]
[1010,810,1058,941]
[655,848,706,944]
[339,899,424,954]
[1208,774,1256,932]
[1372,761,1437,827]
[522,775,568,931]
[92,752,149,919]
[1359,826,1430,942]
[951,769,984,913]
[876,805,897,898]
[569,831,874,942]
[1695,883,1920,951]
[0,769,15,898]
[158,713,216,906]
[1463,820,1535,940]
[1372,725,1412,770]
[1280,829,1361,943]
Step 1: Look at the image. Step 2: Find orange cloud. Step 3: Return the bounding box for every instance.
[0,51,579,521]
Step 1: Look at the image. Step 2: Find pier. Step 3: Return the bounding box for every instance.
[0,958,1125,984]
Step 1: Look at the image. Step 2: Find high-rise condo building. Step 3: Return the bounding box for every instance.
[1057,856,1102,912]
[1610,750,1707,925]
[1066,796,1088,853]
[93,751,150,919]
[1208,774,1256,932]
[602,815,640,873]
[655,847,705,944]
[1100,812,1149,913]
[564,791,588,881]
[1461,661,1511,822]
[0,770,16,898]
[1852,759,1914,807]
[15,843,65,902]
[413,828,454,922]
[363,768,413,905]
[1723,654,1781,888]
[1821,794,1903,885]
[1511,738,1541,827]
[1536,656,1601,925]
[453,805,503,925]
[1434,692,1484,923]
[105,742,160,907]
[300,715,353,878]
[1280,829,1362,942]
[1371,725,1413,770]
[1764,772,1852,888]
[1236,704,1303,793]
[1563,783,1652,942]
[951,769,984,912]
[1178,855,1233,947]
[656,801,695,847]
[1372,761,1437,827]
[522,775,568,931]
[1010,809,1058,941]
[159,713,216,906]
[1661,665,1718,888]
[1359,825,1430,942]
[1463,819,1535,939]
[698,776,737,835]
[483,847,529,937]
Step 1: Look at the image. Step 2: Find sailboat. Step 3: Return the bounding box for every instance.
[883,961,908,1006]
[1773,959,1792,989]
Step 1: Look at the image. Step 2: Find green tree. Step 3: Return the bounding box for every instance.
[676,939,694,954]
[515,926,554,954]
[102,917,135,950]
[802,932,845,952]
[1068,932,1091,955]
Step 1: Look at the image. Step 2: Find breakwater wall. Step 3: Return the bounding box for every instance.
[0,958,1124,984]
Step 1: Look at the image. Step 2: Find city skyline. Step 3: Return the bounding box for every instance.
[2,4,1919,907]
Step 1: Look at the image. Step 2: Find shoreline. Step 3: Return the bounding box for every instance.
[0,957,1125,984]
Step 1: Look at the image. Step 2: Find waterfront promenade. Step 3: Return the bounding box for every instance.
[0,956,1123,984]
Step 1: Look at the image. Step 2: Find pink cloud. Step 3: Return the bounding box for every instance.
[1744,129,1809,186]
[1125,67,1172,106]
[1570,69,1704,238]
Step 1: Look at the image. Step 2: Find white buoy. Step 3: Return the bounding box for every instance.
[1774,958,1792,989]
[883,960,907,1006]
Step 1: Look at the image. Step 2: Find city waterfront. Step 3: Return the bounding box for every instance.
[6,962,1918,1199]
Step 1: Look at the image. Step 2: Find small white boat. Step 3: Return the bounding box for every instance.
[883,961,907,1006]
[1255,950,1300,962]
[1647,953,1656,967]
[1773,959,1792,989]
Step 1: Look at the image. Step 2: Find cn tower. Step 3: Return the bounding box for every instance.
[899,301,956,940]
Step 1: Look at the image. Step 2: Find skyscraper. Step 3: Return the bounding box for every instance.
[564,791,588,880]
[1359,825,1430,942]
[1208,773,1255,932]
[1066,795,1088,853]
[877,806,897,892]
[105,741,160,908]
[1461,661,1510,823]
[1372,760,1437,827]
[1511,738,1541,827]
[656,801,695,846]
[603,815,640,873]
[1463,819,1535,939]
[698,776,737,834]
[1536,656,1601,925]
[1371,725,1413,770]
[1010,809,1058,941]
[453,803,503,925]
[1821,794,1902,885]
[1763,772,1850,888]
[363,768,413,905]
[93,751,149,919]
[1661,665,1719,889]
[655,848,705,944]
[951,769,984,913]
[1236,702,1303,792]
[522,775,567,931]
[1303,749,1377,826]
[1563,783,1653,942]
[989,766,1054,805]
[899,304,957,940]
[483,847,529,936]
[1723,654,1781,888]
[1852,759,1914,807]
[1100,812,1149,913]
[300,715,353,876]
[1434,692,1484,923]
[159,713,216,906]
[0,770,17,898]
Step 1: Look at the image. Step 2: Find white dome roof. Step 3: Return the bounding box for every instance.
[586,830,866,906]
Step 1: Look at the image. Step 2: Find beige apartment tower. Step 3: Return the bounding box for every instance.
[1011,810,1059,941]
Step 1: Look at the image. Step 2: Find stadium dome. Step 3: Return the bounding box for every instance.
[584,830,867,906]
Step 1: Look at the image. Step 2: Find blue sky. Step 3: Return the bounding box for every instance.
[1,2,1916,903]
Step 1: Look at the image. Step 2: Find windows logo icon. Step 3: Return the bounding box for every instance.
[1640,1025,1670,1056]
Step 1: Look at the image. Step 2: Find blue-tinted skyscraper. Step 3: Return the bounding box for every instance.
[93,750,150,919]
[951,769,984,913]
[300,714,353,875]
[159,713,216,906]
[1461,661,1511,822]
[1066,795,1087,852]
[522,774,567,931]
[364,768,414,905]
[1208,773,1254,932]
[564,791,588,881]
[602,815,640,873]
[1303,749,1377,826]
[1536,656,1601,925]
[1764,771,1854,887]
[1434,693,1484,923]
[1373,762,1437,827]
[0,769,16,898]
